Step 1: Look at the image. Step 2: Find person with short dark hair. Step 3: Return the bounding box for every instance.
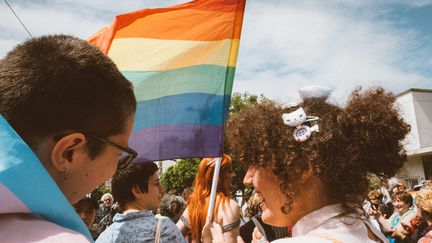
[96,161,186,243]
[0,35,136,242]
[380,178,394,214]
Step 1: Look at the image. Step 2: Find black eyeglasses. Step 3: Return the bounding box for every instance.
[84,133,137,170]
[54,132,137,170]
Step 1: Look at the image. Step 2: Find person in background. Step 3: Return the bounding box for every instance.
[397,183,408,193]
[0,34,136,242]
[380,178,394,214]
[391,182,408,195]
[74,195,101,240]
[159,194,187,223]
[177,154,240,243]
[414,188,432,242]
[181,187,193,202]
[96,193,115,231]
[97,161,186,243]
[363,190,392,231]
[375,191,421,242]
[425,180,432,189]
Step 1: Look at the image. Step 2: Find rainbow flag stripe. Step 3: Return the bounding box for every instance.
[90,0,245,161]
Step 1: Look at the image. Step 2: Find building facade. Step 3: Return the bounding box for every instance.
[395,89,432,187]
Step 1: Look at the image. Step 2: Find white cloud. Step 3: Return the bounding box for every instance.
[0,0,184,50]
[1,0,431,104]
[232,0,432,104]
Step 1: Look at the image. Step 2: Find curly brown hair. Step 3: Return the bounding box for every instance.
[226,87,410,214]
[416,188,432,221]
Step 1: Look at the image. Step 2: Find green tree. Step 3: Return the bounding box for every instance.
[91,184,111,203]
[229,92,272,115]
[160,158,200,194]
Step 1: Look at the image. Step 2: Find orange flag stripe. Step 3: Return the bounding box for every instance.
[113,9,244,41]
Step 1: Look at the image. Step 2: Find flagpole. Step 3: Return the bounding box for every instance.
[206,157,222,223]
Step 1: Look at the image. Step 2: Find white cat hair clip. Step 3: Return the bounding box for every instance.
[282,108,319,142]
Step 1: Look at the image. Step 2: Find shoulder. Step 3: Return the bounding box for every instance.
[161,217,178,229]
[401,208,420,223]
[224,199,240,219]
[418,235,432,243]
[96,223,117,242]
[159,218,187,243]
[229,199,240,210]
[307,216,387,243]
[0,213,90,242]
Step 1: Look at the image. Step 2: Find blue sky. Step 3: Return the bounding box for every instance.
[1,0,431,103]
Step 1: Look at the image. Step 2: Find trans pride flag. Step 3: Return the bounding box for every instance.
[0,115,92,240]
[89,0,246,161]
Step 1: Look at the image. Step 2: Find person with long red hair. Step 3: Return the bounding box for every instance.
[177,154,240,242]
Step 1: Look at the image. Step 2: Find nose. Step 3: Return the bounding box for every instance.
[243,167,254,186]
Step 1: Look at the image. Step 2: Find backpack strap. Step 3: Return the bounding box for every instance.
[155,217,163,243]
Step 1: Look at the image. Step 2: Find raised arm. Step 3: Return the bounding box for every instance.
[220,199,241,243]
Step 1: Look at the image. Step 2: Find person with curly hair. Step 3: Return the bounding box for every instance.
[177,154,240,243]
[204,87,410,243]
[413,188,432,242]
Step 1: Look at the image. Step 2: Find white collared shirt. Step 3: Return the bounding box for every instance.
[273,204,388,243]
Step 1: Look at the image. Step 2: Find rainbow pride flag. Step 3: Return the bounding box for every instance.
[89,0,246,161]
[0,115,92,240]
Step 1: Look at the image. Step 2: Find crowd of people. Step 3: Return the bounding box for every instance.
[363,180,432,243]
[1,35,432,243]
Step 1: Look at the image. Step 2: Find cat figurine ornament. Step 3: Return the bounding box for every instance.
[282,108,319,142]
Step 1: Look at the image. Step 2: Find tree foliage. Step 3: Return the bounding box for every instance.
[160,158,200,194]
[229,92,272,115]
[91,184,111,203]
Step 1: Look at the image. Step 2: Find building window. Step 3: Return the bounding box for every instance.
[422,155,432,179]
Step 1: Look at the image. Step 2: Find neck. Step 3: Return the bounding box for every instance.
[33,139,81,204]
[124,200,148,212]
[283,175,334,227]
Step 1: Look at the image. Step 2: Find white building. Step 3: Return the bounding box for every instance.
[395,88,432,187]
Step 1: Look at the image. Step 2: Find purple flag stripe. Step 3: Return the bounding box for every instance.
[130,124,224,162]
